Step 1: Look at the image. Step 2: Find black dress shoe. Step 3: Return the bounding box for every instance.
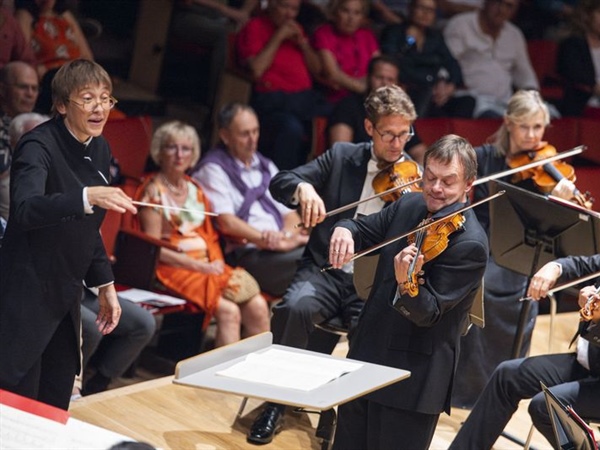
[247,403,285,445]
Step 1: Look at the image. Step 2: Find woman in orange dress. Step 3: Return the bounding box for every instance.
[136,121,269,347]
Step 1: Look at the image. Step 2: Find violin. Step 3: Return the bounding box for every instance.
[403,213,465,297]
[580,286,600,322]
[507,143,593,209]
[372,160,422,203]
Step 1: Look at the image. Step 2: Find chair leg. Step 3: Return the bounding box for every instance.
[237,396,248,419]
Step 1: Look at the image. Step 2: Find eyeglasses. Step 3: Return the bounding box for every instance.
[373,126,414,144]
[163,144,193,155]
[67,96,118,111]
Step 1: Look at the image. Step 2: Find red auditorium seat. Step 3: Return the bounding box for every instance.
[527,40,564,102]
[544,117,579,154]
[414,117,452,146]
[103,116,153,181]
[578,118,600,165]
[450,118,502,147]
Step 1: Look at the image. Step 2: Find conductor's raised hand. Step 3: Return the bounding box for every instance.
[329,227,354,269]
[297,183,326,228]
[96,284,121,335]
[87,186,137,214]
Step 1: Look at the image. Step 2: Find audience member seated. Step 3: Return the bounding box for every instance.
[443,0,543,118]
[168,0,258,109]
[192,102,307,299]
[0,61,39,220]
[236,0,328,171]
[77,288,156,396]
[135,120,269,348]
[381,0,475,118]
[0,4,36,67]
[312,0,379,105]
[15,0,94,114]
[557,0,600,117]
[328,55,427,164]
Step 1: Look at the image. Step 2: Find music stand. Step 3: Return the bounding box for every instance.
[488,180,600,358]
[542,382,598,450]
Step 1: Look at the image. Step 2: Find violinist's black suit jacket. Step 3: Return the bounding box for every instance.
[338,192,489,414]
[0,117,112,396]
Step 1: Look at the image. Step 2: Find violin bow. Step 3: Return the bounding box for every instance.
[132,200,219,217]
[326,178,421,217]
[302,145,586,228]
[520,270,600,302]
[321,189,506,272]
[473,145,585,186]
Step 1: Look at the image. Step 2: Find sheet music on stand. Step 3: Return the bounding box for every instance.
[216,348,362,391]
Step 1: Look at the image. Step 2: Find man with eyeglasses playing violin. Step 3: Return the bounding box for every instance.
[450,254,600,450]
[245,84,420,445]
[0,59,137,410]
[329,134,489,450]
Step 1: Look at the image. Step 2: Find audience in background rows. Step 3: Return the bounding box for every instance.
[0,3,35,68]
[312,0,379,105]
[236,0,328,171]
[15,0,94,114]
[557,0,600,117]
[443,0,541,118]
[381,0,474,118]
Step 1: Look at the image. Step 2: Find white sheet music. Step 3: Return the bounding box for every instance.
[117,288,186,306]
[216,348,363,391]
[0,404,136,449]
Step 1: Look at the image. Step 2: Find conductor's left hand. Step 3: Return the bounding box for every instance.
[96,284,121,335]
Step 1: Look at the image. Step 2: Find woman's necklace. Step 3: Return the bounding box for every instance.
[160,174,186,196]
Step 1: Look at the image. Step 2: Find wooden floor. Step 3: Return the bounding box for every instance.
[69,311,583,450]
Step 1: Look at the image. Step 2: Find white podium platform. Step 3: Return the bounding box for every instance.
[174,332,410,410]
[174,332,410,449]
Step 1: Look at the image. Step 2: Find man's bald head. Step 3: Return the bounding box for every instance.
[0,61,39,117]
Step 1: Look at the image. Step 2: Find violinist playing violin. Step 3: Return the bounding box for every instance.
[450,254,600,450]
[329,135,489,450]
[453,90,594,409]
[247,85,420,446]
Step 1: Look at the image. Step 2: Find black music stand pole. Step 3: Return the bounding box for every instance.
[488,180,599,448]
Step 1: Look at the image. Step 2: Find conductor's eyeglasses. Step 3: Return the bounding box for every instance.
[67,96,118,111]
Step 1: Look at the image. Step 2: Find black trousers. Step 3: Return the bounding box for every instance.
[0,313,78,410]
[333,396,439,450]
[270,262,362,353]
[449,353,600,450]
